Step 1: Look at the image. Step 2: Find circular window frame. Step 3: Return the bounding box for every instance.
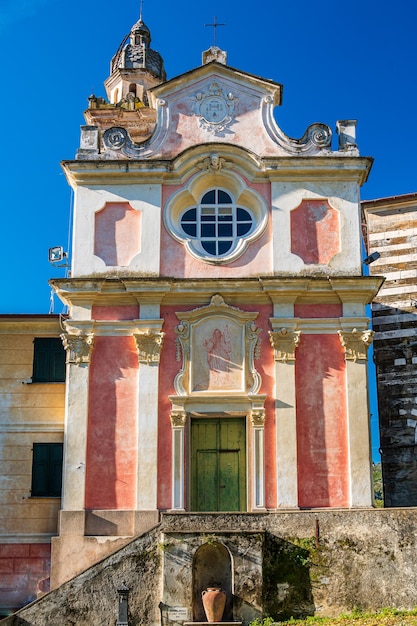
[164,171,268,265]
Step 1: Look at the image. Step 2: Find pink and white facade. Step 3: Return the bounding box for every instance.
[50,17,382,587]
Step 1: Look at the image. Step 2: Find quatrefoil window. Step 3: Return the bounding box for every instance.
[180,189,254,258]
[164,173,268,264]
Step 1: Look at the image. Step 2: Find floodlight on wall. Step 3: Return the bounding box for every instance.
[363,251,381,265]
[48,246,69,267]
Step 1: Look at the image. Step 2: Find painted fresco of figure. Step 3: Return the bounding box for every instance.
[203,326,232,387]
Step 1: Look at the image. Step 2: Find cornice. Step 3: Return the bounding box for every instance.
[0,318,64,334]
[50,276,384,308]
[0,533,56,544]
[270,316,370,334]
[64,319,163,337]
[0,422,64,433]
[264,156,373,185]
[62,154,373,187]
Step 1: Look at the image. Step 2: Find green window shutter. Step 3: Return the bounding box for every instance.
[32,338,65,382]
[31,443,63,497]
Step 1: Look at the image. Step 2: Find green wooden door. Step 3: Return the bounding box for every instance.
[191,418,246,512]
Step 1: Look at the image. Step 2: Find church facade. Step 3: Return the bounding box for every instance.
[0,12,382,615]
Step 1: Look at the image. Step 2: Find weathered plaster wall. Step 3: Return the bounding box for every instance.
[85,335,138,510]
[6,510,417,625]
[71,185,161,277]
[296,334,348,508]
[0,318,65,614]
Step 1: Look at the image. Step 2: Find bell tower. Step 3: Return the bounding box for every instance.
[80,8,166,153]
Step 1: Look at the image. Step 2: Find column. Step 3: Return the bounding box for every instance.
[60,330,94,511]
[170,408,186,511]
[251,407,266,509]
[269,324,300,508]
[134,329,164,510]
[339,328,374,507]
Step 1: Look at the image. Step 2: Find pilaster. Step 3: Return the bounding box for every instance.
[60,326,95,510]
[133,325,164,510]
[339,328,374,506]
[269,320,300,508]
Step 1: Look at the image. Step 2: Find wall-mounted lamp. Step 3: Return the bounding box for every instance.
[363,251,381,265]
[117,582,129,626]
[48,246,69,268]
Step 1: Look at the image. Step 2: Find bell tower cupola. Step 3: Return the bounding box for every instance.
[80,9,166,153]
[104,8,166,105]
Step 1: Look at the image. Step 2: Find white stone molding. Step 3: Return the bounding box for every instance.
[174,294,262,396]
[61,333,94,364]
[134,331,165,364]
[270,319,299,508]
[345,356,374,506]
[338,328,374,361]
[169,404,187,511]
[60,324,95,511]
[246,321,262,394]
[269,328,301,362]
[0,422,64,433]
[135,319,164,512]
[253,426,265,509]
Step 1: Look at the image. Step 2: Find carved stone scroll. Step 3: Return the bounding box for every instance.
[269,328,301,362]
[338,328,374,362]
[61,333,94,365]
[134,331,165,364]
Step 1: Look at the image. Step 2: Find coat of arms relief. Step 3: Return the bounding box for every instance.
[192,83,237,135]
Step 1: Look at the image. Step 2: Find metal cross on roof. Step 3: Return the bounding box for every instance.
[204,16,226,46]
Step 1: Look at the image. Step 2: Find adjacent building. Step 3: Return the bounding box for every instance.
[362,193,417,506]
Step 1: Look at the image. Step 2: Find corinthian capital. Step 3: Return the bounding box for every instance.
[134,331,165,364]
[61,333,94,365]
[338,328,374,362]
[269,328,301,362]
[251,409,266,427]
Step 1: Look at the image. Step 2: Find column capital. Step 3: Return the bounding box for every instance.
[250,408,266,427]
[133,331,165,364]
[338,328,374,361]
[170,410,187,428]
[269,328,301,362]
[61,332,94,365]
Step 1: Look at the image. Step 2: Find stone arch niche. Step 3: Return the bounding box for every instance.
[192,542,233,622]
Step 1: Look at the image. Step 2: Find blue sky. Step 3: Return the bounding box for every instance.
[0,0,415,459]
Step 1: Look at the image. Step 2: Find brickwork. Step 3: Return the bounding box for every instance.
[0,543,50,615]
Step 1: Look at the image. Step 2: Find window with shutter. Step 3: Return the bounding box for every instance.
[31,443,63,497]
[32,338,66,382]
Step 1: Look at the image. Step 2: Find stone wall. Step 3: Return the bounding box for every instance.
[362,195,417,507]
[3,509,417,625]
